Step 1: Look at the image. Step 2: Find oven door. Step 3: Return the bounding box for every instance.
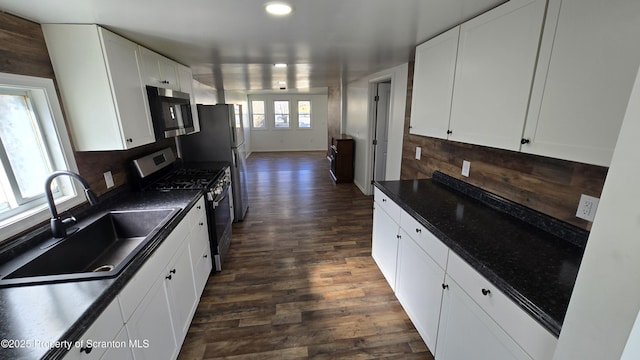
[209,184,232,271]
[212,189,232,242]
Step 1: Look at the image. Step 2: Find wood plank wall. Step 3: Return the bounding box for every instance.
[400,62,609,230]
[0,11,175,196]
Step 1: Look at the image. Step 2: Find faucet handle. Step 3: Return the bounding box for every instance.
[61,215,77,226]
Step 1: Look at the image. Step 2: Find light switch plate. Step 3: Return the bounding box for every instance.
[415,146,422,160]
[104,171,114,188]
[576,194,599,222]
[461,160,470,177]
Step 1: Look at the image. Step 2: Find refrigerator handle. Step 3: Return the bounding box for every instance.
[231,126,236,146]
[232,150,238,167]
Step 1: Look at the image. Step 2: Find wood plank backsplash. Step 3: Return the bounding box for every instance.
[400,62,609,230]
[0,11,175,196]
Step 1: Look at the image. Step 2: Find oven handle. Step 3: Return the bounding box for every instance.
[211,189,229,208]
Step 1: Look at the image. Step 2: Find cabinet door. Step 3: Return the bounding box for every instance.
[436,275,532,360]
[126,276,178,360]
[522,0,640,166]
[371,204,400,290]
[164,242,198,344]
[448,0,545,151]
[100,327,134,360]
[158,57,180,91]
[409,26,459,139]
[139,47,163,87]
[190,213,212,297]
[100,28,155,149]
[140,47,180,90]
[62,299,124,360]
[395,229,446,352]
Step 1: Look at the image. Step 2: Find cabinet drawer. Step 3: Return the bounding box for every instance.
[400,210,448,269]
[446,252,557,360]
[374,187,401,221]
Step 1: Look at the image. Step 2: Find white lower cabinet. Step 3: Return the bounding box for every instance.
[100,327,134,360]
[121,196,208,360]
[436,275,532,360]
[164,240,198,340]
[371,193,557,359]
[63,299,131,360]
[371,203,400,290]
[190,213,213,297]
[395,229,446,352]
[126,275,178,360]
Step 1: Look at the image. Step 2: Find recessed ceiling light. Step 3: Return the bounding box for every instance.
[277,81,287,85]
[265,2,293,16]
[274,63,287,68]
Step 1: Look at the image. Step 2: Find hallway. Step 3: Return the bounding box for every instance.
[177,152,432,359]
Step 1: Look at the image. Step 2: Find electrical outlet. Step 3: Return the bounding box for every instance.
[104,171,114,189]
[576,194,599,222]
[461,160,470,177]
[415,146,422,160]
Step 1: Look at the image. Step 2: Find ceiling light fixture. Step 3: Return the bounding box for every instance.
[265,2,293,16]
[274,63,287,68]
[277,81,287,85]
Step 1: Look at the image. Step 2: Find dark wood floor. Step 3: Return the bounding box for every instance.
[177,151,433,359]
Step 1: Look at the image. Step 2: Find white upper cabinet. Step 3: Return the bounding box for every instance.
[178,64,200,132]
[448,0,546,151]
[42,25,156,151]
[139,47,180,91]
[522,0,640,166]
[409,27,460,139]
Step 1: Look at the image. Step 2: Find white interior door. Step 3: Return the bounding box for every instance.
[373,81,391,182]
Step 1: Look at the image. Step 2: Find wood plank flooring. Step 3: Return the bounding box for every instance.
[177,152,433,359]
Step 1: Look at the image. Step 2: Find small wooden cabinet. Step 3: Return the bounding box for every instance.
[329,135,354,183]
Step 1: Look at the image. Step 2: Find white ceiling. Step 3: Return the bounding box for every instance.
[0,0,506,92]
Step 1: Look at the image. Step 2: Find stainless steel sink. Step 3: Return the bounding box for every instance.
[0,208,180,287]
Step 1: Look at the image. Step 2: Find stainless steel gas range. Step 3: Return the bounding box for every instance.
[132,148,233,271]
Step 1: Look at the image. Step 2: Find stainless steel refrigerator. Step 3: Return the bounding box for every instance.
[180,104,249,221]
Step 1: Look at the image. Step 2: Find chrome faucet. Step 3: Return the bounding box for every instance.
[45,170,99,238]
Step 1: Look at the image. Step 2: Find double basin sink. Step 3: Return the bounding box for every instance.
[0,208,180,287]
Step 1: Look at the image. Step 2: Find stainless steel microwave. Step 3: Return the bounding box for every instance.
[146,86,195,138]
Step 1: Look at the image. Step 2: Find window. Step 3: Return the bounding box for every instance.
[298,100,311,128]
[0,72,82,242]
[0,90,55,217]
[273,100,290,128]
[250,100,265,129]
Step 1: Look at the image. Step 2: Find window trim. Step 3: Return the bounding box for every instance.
[296,99,313,130]
[272,99,291,130]
[0,72,84,242]
[249,99,267,130]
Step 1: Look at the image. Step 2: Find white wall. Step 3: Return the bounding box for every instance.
[192,79,217,105]
[248,94,328,152]
[344,63,408,194]
[553,66,640,359]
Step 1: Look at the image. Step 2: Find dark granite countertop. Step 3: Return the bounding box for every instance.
[0,189,203,360]
[374,174,587,336]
